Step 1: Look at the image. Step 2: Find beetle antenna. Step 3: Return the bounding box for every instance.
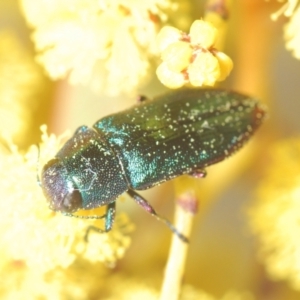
[127,189,189,243]
[63,212,107,242]
[62,212,107,220]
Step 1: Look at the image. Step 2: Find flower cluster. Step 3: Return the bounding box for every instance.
[285,4,300,59]
[269,0,299,20]
[270,0,300,59]
[102,277,253,300]
[156,20,233,88]
[20,0,178,96]
[0,126,134,298]
[249,138,300,289]
[0,30,46,145]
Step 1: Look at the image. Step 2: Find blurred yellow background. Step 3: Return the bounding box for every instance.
[1,1,300,299]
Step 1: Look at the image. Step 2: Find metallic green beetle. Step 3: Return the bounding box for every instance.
[41,88,266,241]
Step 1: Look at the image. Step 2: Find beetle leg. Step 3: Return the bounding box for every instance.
[188,168,207,179]
[82,202,116,242]
[137,95,149,103]
[127,189,188,243]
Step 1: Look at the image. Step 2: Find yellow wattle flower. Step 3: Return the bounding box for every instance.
[161,41,192,72]
[249,138,300,289]
[188,51,220,86]
[20,0,177,96]
[0,125,134,277]
[189,19,217,48]
[269,1,300,60]
[156,19,233,89]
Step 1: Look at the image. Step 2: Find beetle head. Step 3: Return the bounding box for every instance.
[41,158,82,213]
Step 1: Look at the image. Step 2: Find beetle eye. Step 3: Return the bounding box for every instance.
[62,189,82,213]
